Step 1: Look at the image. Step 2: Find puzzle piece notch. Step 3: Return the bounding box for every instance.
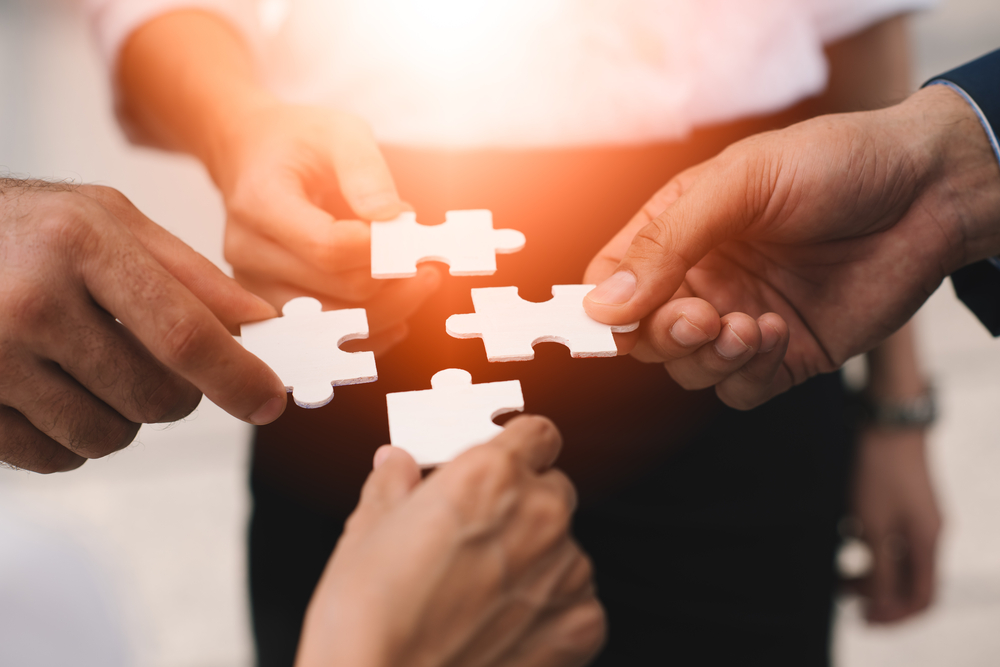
[240,297,377,409]
[371,209,526,279]
[446,285,639,362]
[386,368,524,467]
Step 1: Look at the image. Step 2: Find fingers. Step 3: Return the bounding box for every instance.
[226,224,383,303]
[361,446,422,512]
[31,293,207,424]
[583,157,757,327]
[906,520,938,617]
[0,406,86,474]
[74,199,287,425]
[714,314,792,410]
[630,301,789,410]
[79,185,278,332]
[663,312,761,387]
[489,415,564,473]
[866,525,938,623]
[327,112,405,221]
[229,171,373,272]
[866,529,904,623]
[4,357,145,458]
[626,297,722,363]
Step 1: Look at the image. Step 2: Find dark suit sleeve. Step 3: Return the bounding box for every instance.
[924,49,1000,337]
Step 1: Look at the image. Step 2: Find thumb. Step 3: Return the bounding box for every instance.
[583,154,756,326]
[354,446,422,523]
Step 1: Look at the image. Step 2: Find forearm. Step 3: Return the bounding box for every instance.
[865,323,925,401]
[117,9,275,183]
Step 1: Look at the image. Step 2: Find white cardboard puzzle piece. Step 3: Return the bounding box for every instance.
[240,297,377,409]
[386,369,524,467]
[370,209,525,279]
[446,285,640,362]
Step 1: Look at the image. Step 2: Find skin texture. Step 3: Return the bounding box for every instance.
[0,181,287,473]
[583,84,1000,408]
[114,6,942,637]
[295,416,605,667]
[117,10,442,354]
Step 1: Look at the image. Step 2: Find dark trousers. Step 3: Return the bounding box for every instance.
[249,371,853,667]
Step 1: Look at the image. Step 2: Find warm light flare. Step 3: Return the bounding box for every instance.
[354,0,558,82]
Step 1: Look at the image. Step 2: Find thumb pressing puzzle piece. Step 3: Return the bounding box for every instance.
[446,285,640,362]
[386,369,524,467]
[240,297,377,409]
[370,209,525,278]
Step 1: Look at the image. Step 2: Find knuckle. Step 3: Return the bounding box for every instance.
[81,184,132,212]
[24,448,84,474]
[157,311,210,369]
[71,410,140,459]
[450,446,518,504]
[34,195,100,251]
[716,384,765,411]
[530,490,572,533]
[3,287,56,334]
[306,239,343,270]
[519,414,561,445]
[98,416,141,456]
[632,218,671,256]
[569,598,608,657]
[664,363,713,391]
[137,375,202,424]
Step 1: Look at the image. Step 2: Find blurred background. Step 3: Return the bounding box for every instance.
[0,0,998,665]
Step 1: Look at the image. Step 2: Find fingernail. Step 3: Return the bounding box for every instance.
[249,396,286,425]
[759,321,781,354]
[714,324,751,360]
[373,446,392,469]
[670,315,709,347]
[588,272,636,305]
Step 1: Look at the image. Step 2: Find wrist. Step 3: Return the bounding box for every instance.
[851,384,937,431]
[906,86,1000,270]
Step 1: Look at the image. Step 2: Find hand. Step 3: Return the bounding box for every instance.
[849,427,942,623]
[210,102,442,353]
[583,85,1000,408]
[0,181,287,473]
[118,10,442,355]
[296,416,606,667]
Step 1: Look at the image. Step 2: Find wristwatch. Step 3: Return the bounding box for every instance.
[862,386,938,429]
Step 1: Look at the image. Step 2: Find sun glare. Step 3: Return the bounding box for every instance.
[356,0,557,82]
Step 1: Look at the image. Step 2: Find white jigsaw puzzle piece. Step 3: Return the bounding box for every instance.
[386,368,524,467]
[445,285,639,362]
[371,209,525,279]
[240,297,377,409]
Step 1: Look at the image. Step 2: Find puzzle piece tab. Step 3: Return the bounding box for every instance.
[386,369,524,467]
[371,209,525,279]
[240,297,377,409]
[446,285,639,362]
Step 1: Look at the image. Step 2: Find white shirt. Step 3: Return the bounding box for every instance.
[85,0,933,148]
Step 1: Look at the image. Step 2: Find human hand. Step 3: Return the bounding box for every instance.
[296,416,606,667]
[583,85,1000,408]
[0,181,287,473]
[849,427,941,623]
[209,102,442,353]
